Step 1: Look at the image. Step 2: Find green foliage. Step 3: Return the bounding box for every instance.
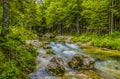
[8,26,38,40]
[2,0,118,34]
[71,33,97,43]
[10,0,41,31]
[1,0,120,78]
[78,34,92,43]
[0,0,119,35]
[0,60,21,79]
[81,0,109,30]
[92,33,120,50]
[0,26,38,79]
[72,32,120,50]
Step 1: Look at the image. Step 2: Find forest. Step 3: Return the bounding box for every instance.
[0,0,120,79]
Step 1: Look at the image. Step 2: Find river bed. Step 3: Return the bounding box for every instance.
[30,41,120,79]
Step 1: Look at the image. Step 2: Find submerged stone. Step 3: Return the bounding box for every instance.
[68,54,95,70]
[46,57,65,76]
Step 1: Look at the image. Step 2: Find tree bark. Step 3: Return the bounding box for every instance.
[1,0,9,37]
[76,15,80,34]
[110,0,114,34]
[76,0,80,34]
[109,11,111,34]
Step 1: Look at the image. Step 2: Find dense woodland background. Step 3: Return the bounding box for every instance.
[0,0,120,79]
[1,0,120,35]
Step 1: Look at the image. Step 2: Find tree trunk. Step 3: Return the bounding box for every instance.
[110,0,114,34]
[76,15,80,34]
[76,0,80,34]
[109,11,111,34]
[1,0,9,37]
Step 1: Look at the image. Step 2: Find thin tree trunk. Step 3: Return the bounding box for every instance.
[1,0,9,37]
[76,0,80,34]
[76,16,80,34]
[109,12,111,34]
[110,0,114,34]
[114,17,116,31]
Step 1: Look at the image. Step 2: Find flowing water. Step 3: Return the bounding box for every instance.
[30,42,120,79]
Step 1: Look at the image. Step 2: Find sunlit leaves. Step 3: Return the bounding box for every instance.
[81,0,109,29]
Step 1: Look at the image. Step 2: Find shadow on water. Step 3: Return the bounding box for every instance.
[30,42,120,79]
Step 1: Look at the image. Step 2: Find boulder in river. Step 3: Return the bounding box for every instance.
[68,54,95,70]
[46,57,65,76]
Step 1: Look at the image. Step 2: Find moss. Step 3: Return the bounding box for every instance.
[83,47,120,61]
[79,70,103,79]
[63,70,104,79]
[46,49,56,55]
[46,57,65,76]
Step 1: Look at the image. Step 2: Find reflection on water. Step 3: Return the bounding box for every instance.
[30,42,120,79]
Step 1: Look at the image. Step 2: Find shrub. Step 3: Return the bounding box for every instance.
[72,32,120,50]
[0,26,38,79]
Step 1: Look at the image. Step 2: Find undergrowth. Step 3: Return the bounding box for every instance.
[71,32,120,50]
[0,26,38,79]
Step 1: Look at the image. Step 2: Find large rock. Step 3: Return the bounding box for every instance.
[46,57,65,76]
[68,54,95,70]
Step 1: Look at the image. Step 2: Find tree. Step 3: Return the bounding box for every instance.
[109,0,114,34]
[1,0,9,37]
[81,0,109,34]
[76,0,80,34]
[114,0,120,31]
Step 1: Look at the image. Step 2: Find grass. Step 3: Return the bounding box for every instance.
[0,26,38,79]
[71,32,120,51]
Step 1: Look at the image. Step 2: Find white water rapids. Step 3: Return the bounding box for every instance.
[30,42,120,79]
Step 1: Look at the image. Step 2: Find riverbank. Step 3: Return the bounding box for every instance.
[29,40,103,79]
[54,34,120,60]
[46,34,120,61]
[29,36,120,79]
[71,32,120,50]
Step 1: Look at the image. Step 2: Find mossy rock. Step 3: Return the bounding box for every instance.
[68,54,95,70]
[68,54,83,70]
[46,57,65,76]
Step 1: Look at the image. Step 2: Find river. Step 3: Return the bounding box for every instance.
[30,42,120,79]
